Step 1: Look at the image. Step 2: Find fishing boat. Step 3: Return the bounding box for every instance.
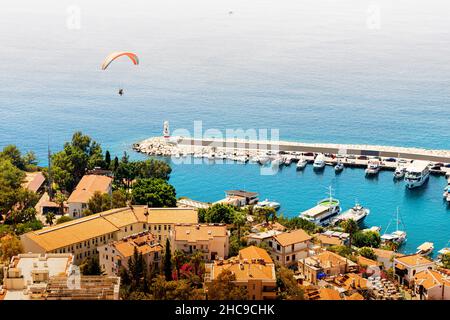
[334,161,344,173]
[296,157,308,170]
[299,187,341,226]
[254,199,281,211]
[416,242,434,256]
[331,203,370,225]
[404,160,430,189]
[313,153,326,170]
[381,208,407,246]
[365,159,381,176]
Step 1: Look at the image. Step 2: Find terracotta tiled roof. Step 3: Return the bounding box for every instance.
[414,269,450,290]
[67,175,112,203]
[395,254,434,267]
[239,246,273,263]
[273,229,312,247]
[173,224,227,242]
[22,172,46,193]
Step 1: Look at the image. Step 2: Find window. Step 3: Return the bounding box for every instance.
[268,241,273,248]
[164,225,167,231]
[291,244,294,251]
[292,254,296,261]
[277,244,281,251]
[286,256,290,261]
[130,225,133,231]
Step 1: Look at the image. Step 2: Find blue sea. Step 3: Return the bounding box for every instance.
[0,0,449,254]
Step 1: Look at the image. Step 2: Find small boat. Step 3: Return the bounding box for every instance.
[331,203,370,225]
[271,157,283,167]
[365,159,381,176]
[297,157,308,170]
[416,242,434,256]
[363,226,381,233]
[313,154,326,170]
[381,208,407,246]
[284,157,292,166]
[257,156,270,165]
[255,199,281,211]
[334,162,344,173]
[393,166,406,179]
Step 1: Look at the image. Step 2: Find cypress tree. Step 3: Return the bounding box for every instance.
[164,238,173,281]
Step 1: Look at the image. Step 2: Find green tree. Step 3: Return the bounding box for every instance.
[255,207,277,224]
[45,212,55,225]
[51,132,104,192]
[164,238,173,281]
[359,247,378,260]
[80,256,103,275]
[0,234,23,263]
[203,203,235,224]
[172,249,186,280]
[276,266,304,300]
[87,191,111,214]
[133,159,172,181]
[132,178,177,207]
[54,192,67,215]
[232,210,246,241]
[0,159,25,216]
[0,145,25,170]
[340,219,359,247]
[190,250,204,276]
[352,231,381,248]
[441,253,450,269]
[207,269,248,300]
[56,216,73,224]
[105,150,111,169]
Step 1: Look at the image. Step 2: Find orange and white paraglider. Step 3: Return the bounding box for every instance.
[101,51,139,95]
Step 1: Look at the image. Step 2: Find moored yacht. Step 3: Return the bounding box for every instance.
[404,160,430,189]
[254,199,281,211]
[334,161,344,173]
[416,242,434,256]
[299,187,341,226]
[313,153,326,170]
[393,165,406,179]
[331,203,370,225]
[365,159,381,176]
[296,157,308,170]
[381,208,407,246]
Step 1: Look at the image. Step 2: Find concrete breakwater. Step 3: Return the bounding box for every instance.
[133,136,450,177]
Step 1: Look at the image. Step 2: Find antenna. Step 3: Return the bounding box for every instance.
[47,136,54,200]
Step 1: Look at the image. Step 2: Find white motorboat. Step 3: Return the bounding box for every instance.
[271,157,283,167]
[381,208,407,246]
[404,160,430,189]
[284,157,292,166]
[331,203,370,225]
[313,154,326,170]
[300,187,341,226]
[365,159,381,176]
[393,165,406,179]
[416,242,434,256]
[255,199,281,211]
[297,157,308,170]
[334,161,344,173]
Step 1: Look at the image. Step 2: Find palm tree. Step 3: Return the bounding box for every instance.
[172,250,185,280]
[54,192,67,215]
[232,211,246,241]
[45,212,55,225]
[190,250,204,276]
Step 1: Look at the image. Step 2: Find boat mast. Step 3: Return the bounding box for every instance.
[47,136,53,201]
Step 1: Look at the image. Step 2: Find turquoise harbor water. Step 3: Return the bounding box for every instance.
[0,1,449,254]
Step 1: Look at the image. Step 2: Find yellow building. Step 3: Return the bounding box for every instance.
[205,246,277,300]
[21,206,197,265]
[171,224,229,261]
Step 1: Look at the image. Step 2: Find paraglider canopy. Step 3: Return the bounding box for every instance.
[101,51,139,70]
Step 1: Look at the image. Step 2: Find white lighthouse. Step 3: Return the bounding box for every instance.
[163,121,170,138]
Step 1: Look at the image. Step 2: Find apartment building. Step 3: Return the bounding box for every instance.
[21,206,197,264]
[205,246,276,300]
[98,231,163,276]
[171,224,229,261]
[269,229,312,266]
[147,208,198,244]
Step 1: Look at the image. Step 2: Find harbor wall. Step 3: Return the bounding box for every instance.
[177,138,450,163]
